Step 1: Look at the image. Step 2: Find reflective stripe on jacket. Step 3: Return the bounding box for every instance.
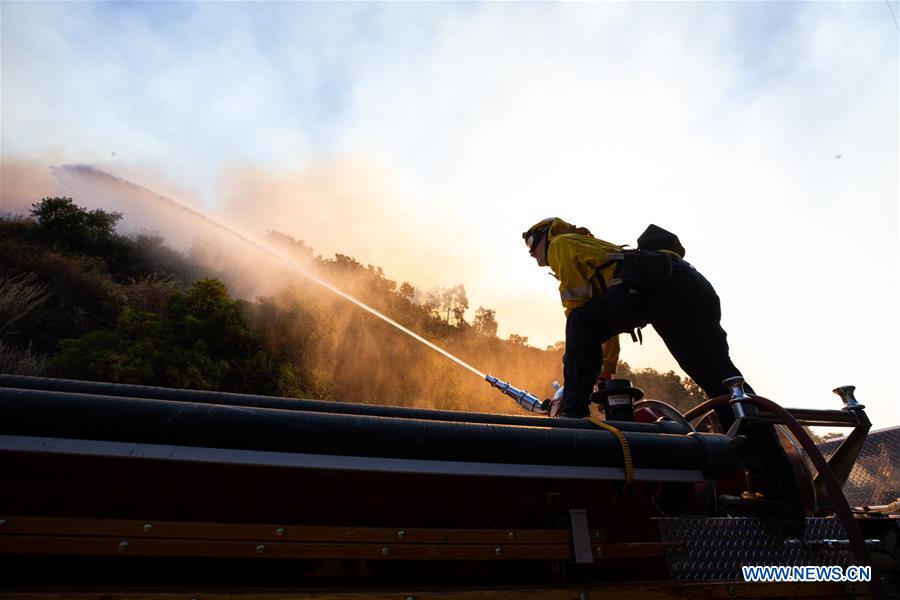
[547,233,623,317]
[546,231,624,375]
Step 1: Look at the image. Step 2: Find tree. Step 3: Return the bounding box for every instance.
[30,197,122,254]
[507,333,529,346]
[9,198,738,415]
[267,231,314,262]
[449,284,469,326]
[473,306,498,337]
[58,278,300,395]
[24,197,173,283]
[425,284,469,326]
[132,235,202,285]
[616,363,705,412]
[804,428,845,444]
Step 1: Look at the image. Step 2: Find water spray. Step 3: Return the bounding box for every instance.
[58,165,549,415]
[57,165,487,380]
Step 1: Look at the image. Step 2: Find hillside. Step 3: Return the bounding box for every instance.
[0,197,705,413]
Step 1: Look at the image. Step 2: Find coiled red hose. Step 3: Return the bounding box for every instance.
[684,394,885,599]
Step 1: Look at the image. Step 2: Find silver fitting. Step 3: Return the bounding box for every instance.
[723,376,753,419]
[723,376,750,402]
[833,385,864,410]
[486,375,549,414]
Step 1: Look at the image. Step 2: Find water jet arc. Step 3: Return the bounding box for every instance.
[57,165,487,380]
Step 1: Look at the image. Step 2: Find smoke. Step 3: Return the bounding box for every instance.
[255,169,460,308]
[1,157,473,295]
[248,274,566,411]
[1,0,896,424]
[0,158,64,215]
[217,160,464,287]
[0,160,500,405]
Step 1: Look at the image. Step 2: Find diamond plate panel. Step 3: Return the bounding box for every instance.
[816,426,900,507]
[658,517,853,580]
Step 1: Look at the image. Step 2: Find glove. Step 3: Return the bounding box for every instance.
[548,380,564,417]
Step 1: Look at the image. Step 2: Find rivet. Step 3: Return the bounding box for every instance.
[494,546,503,556]
[397,530,406,539]
[275,528,286,537]
[0,518,6,528]
[596,546,603,556]
[580,593,589,600]
[142,523,153,533]
[118,540,129,552]
[406,597,415,600]
[256,544,265,554]
[507,531,516,540]
[381,546,390,556]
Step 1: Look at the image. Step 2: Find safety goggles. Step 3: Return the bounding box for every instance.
[523,227,549,253]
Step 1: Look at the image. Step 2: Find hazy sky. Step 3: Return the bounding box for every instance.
[2,2,898,428]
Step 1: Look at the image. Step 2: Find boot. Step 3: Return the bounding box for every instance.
[718,491,806,537]
[718,423,806,537]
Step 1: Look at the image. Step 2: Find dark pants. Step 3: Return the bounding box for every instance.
[561,258,796,498]
[561,258,743,417]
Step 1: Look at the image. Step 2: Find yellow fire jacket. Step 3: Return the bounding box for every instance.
[545,224,624,375]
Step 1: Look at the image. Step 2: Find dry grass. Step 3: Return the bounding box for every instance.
[0,273,50,374]
[0,272,49,335]
[0,340,48,375]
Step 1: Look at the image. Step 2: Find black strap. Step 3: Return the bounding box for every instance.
[593,258,620,294]
[629,326,644,345]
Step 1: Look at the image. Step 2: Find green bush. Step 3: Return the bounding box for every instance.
[59,279,301,395]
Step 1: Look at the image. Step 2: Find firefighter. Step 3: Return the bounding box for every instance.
[522,217,750,418]
[523,217,803,532]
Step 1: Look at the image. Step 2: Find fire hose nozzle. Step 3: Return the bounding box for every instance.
[485,375,549,415]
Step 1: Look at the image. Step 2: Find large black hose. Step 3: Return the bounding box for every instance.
[0,386,738,478]
[0,374,689,434]
[684,394,885,600]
